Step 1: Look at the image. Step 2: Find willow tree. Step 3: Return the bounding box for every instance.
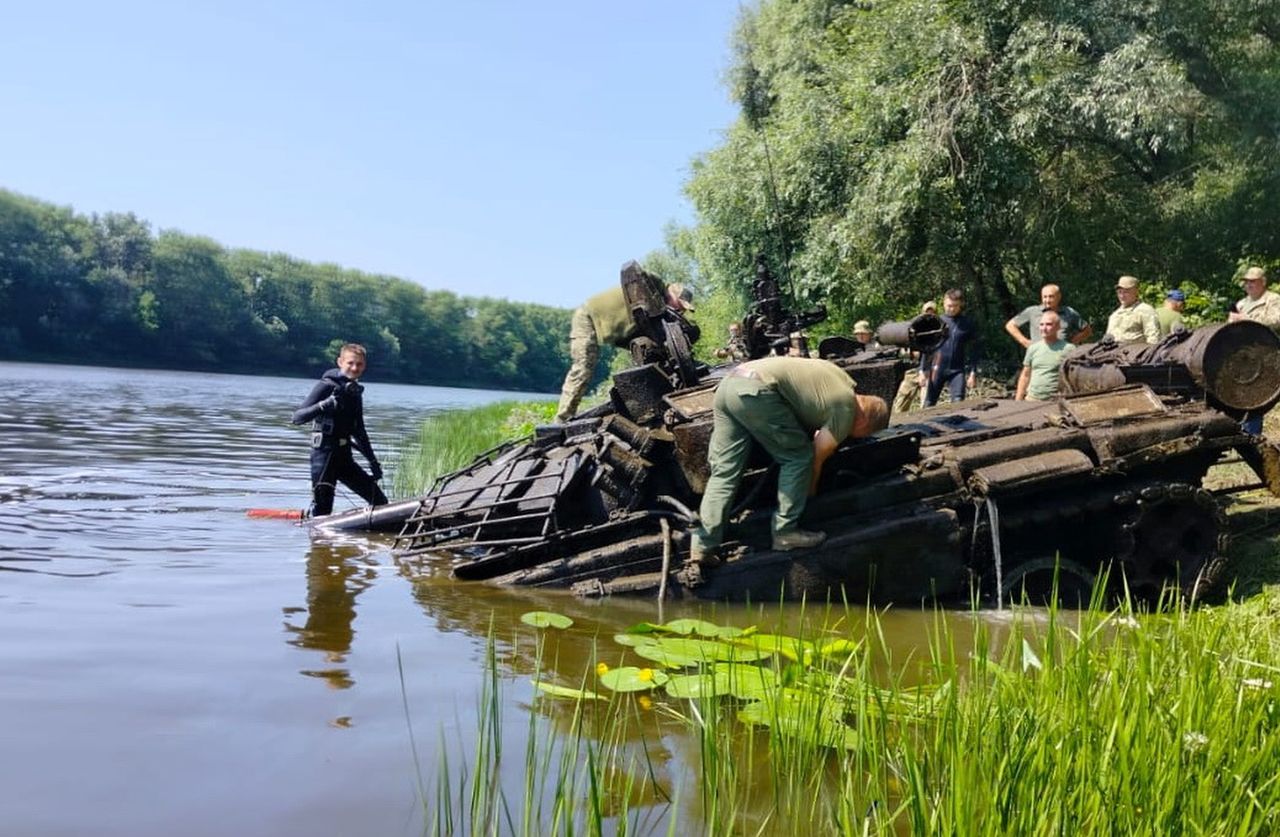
[687,0,1280,340]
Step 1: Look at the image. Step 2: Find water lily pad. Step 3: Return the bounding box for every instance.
[818,638,861,659]
[712,663,782,700]
[660,618,746,638]
[665,670,734,699]
[622,621,664,635]
[738,691,859,750]
[632,637,772,668]
[599,666,670,692]
[520,611,573,630]
[532,680,603,700]
[731,633,816,663]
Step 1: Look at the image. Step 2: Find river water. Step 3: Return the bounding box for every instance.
[0,361,988,835]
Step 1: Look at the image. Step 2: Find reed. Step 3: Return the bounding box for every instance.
[394,400,556,495]
[414,590,1280,835]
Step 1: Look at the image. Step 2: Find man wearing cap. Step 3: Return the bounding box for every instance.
[1157,290,1187,337]
[1227,266,1280,435]
[853,320,880,348]
[1105,276,1160,344]
[1015,310,1071,401]
[555,278,695,423]
[713,322,750,362]
[1228,267,1280,331]
[689,356,890,565]
[893,301,936,413]
[1003,284,1092,349]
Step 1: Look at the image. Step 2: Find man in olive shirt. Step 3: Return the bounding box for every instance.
[689,356,889,564]
[1228,266,1280,331]
[1157,289,1186,337]
[1227,266,1280,434]
[1003,284,1092,348]
[1105,275,1160,344]
[1015,311,1071,401]
[555,280,695,422]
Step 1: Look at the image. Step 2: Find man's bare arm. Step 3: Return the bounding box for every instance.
[1004,319,1031,349]
[809,428,840,495]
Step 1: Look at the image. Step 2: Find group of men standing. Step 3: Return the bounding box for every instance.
[291,263,1280,532]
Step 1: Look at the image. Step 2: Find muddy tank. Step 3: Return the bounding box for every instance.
[318,268,1280,605]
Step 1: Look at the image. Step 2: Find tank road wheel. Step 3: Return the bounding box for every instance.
[662,319,700,388]
[1114,483,1227,601]
[1000,557,1098,608]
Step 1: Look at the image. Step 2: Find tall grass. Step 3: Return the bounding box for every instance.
[413,592,1280,835]
[393,400,557,496]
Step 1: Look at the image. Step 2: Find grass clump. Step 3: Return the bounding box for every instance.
[394,400,556,495]
[416,594,1280,835]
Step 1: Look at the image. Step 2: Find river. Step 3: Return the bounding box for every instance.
[0,361,988,835]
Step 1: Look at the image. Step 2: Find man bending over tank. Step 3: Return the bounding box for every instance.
[689,356,889,565]
[291,343,388,518]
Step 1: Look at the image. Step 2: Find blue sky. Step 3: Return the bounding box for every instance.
[1,1,743,309]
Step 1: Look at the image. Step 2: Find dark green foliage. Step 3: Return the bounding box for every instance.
[687,0,1280,363]
[0,188,572,390]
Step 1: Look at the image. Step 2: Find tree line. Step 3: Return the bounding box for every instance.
[0,188,575,391]
[680,0,1280,361]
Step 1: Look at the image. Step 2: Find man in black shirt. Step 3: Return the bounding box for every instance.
[291,343,388,517]
[920,288,981,407]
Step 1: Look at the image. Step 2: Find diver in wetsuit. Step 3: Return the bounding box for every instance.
[291,343,388,518]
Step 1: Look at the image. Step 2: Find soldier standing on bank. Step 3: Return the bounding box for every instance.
[1105,276,1160,344]
[1228,266,1280,434]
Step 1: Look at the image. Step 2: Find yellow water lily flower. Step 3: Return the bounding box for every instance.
[596,662,610,676]
[638,695,653,710]
[638,668,655,682]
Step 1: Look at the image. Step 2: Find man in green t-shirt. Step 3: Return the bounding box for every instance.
[689,356,889,564]
[555,280,695,423]
[1156,289,1186,337]
[1015,310,1071,401]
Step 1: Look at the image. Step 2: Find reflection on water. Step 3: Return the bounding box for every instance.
[0,360,1017,835]
[285,542,381,689]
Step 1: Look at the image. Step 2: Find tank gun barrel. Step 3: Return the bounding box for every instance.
[1061,321,1280,413]
[876,313,948,354]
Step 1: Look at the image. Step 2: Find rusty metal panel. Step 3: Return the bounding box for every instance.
[1063,385,1165,424]
[671,420,713,494]
[664,382,717,421]
[968,449,1094,496]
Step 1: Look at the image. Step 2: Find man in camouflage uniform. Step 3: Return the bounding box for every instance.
[1105,275,1160,344]
[689,356,889,564]
[1228,266,1280,434]
[893,300,935,414]
[714,322,750,361]
[555,280,695,423]
[853,320,879,348]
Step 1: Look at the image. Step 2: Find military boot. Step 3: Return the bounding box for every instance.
[688,534,722,567]
[772,528,826,551]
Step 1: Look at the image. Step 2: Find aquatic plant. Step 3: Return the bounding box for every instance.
[414,594,1280,834]
[394,400,556,495]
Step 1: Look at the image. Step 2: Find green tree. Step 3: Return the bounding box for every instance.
[688,0,1280,358]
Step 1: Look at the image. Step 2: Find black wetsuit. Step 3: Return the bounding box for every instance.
[291,369,388,517]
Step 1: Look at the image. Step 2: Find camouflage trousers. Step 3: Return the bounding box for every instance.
[555,306,599,423]
[893,369,920,414]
